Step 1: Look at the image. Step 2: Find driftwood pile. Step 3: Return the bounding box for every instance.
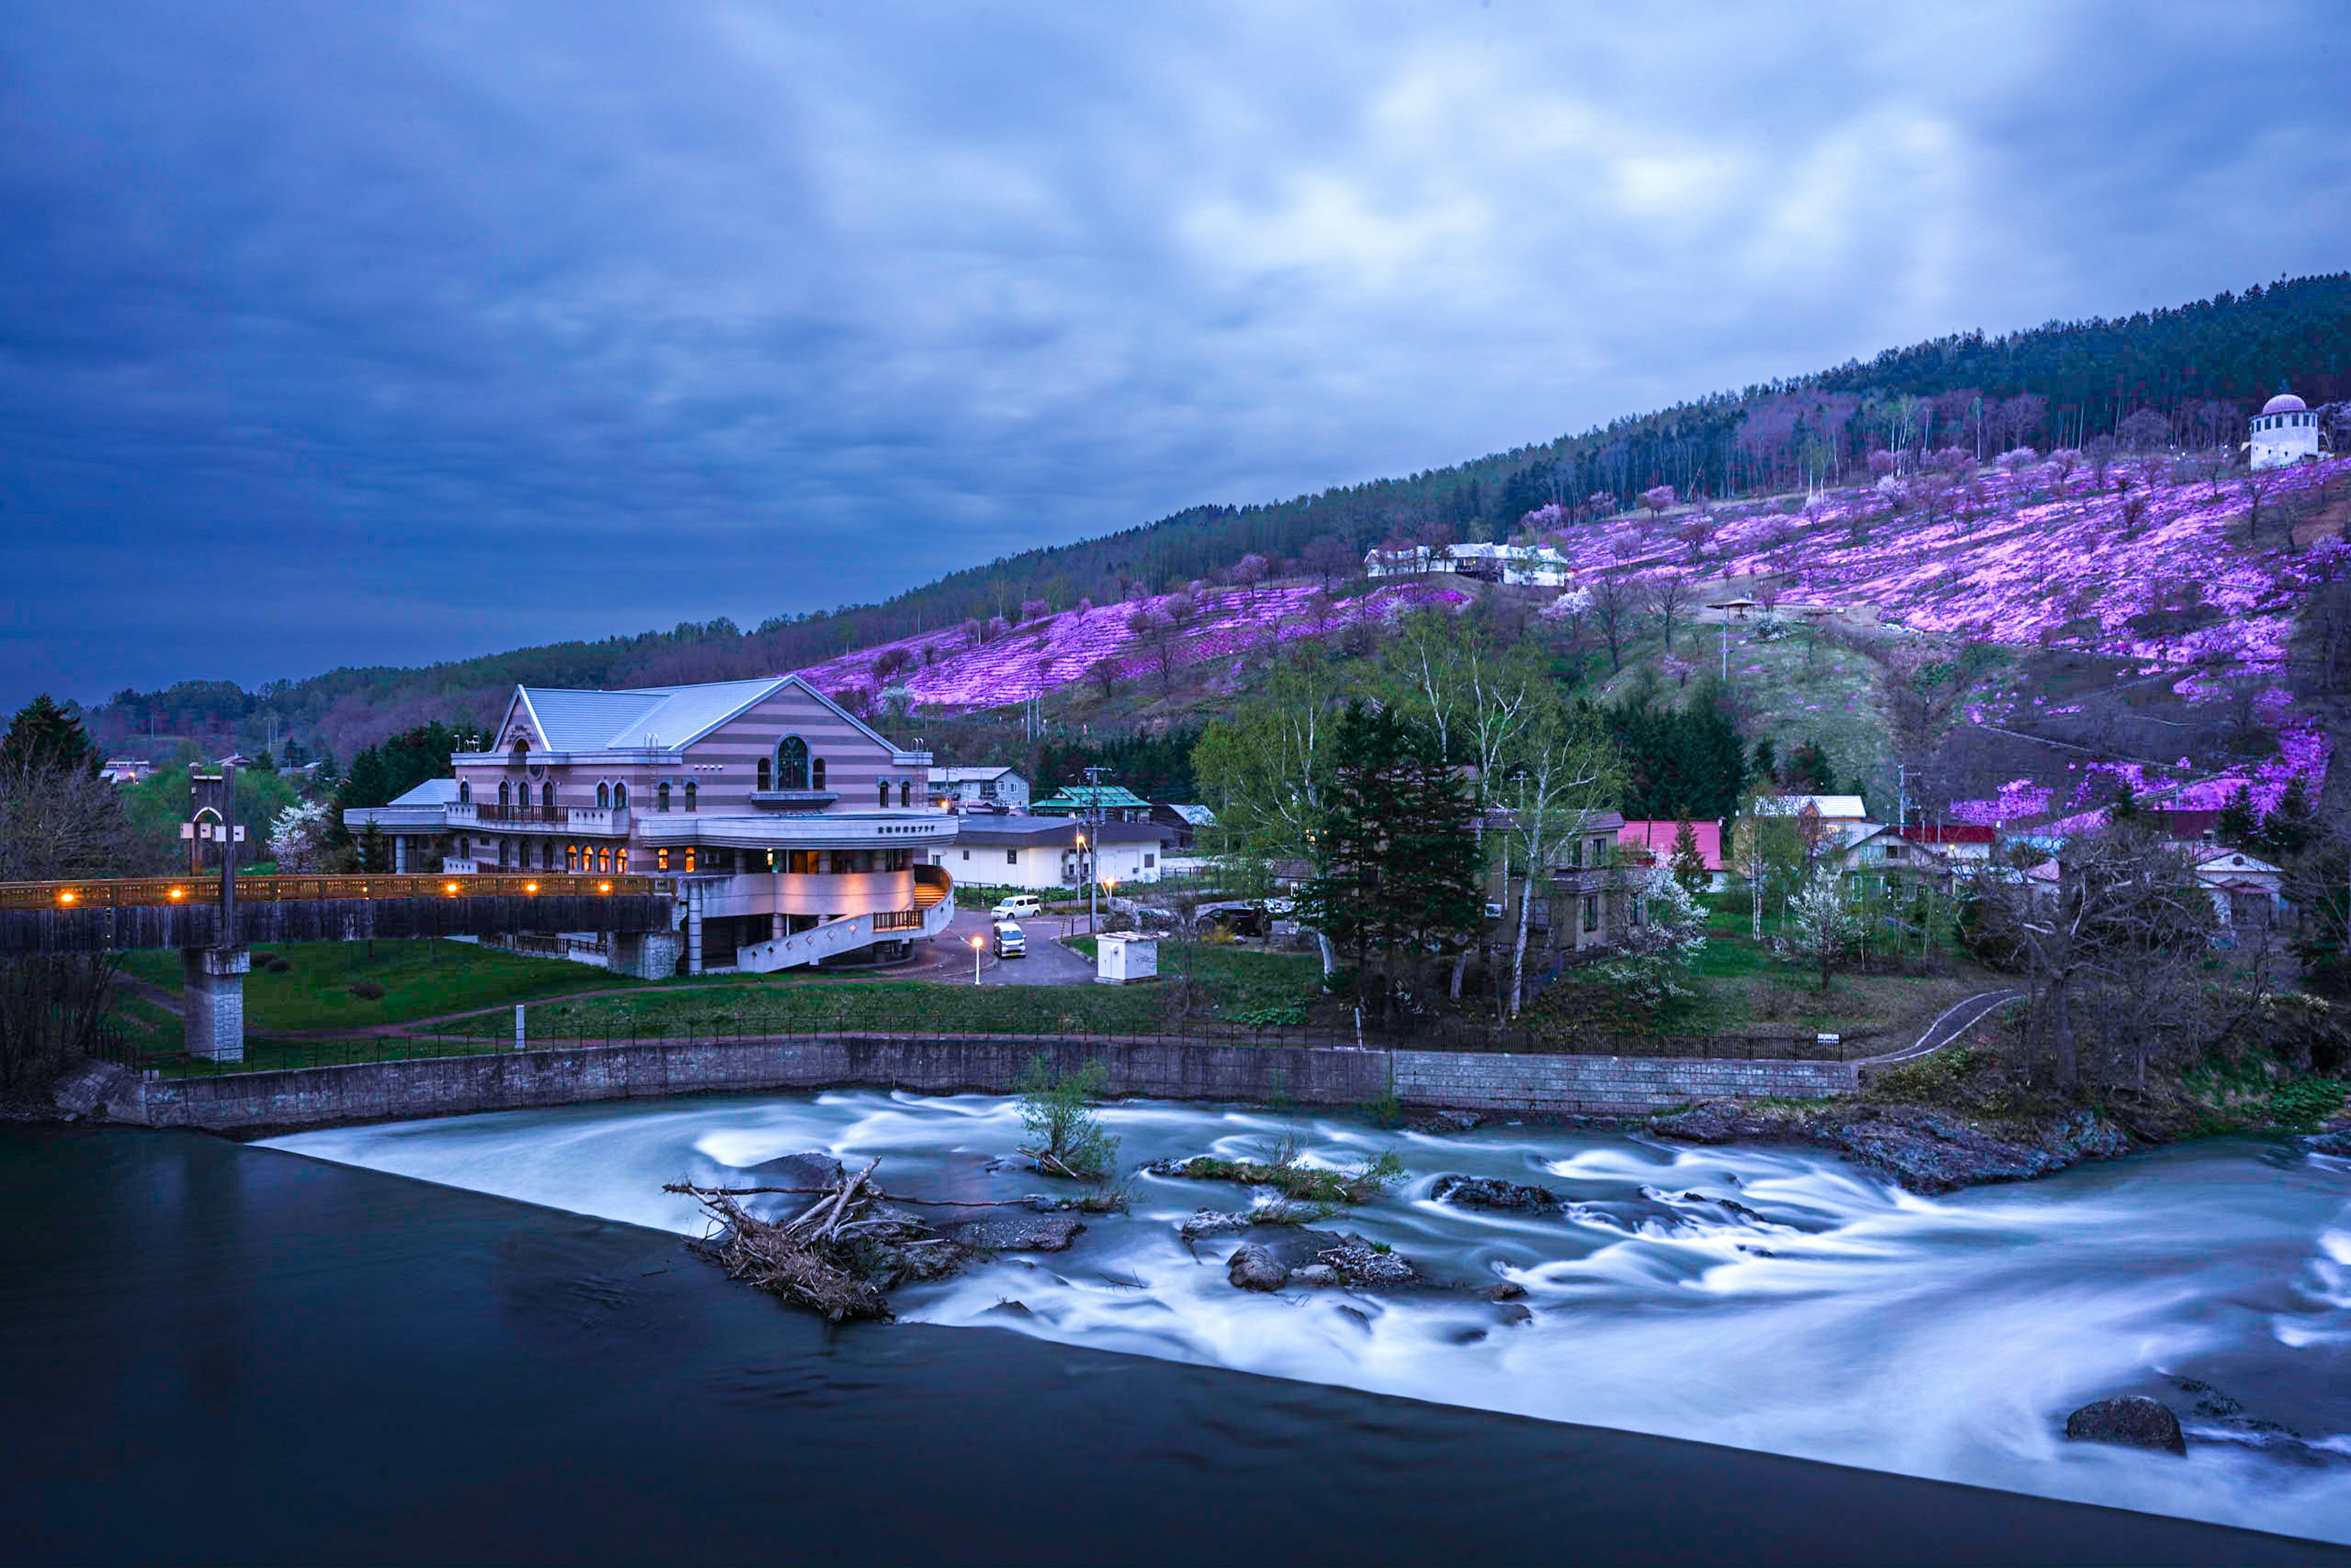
[667,1155,1098,1322]
[667,1158,964,1322]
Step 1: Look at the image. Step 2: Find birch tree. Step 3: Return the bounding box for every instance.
[1192,648,1348,974]
[1495,701,1619,1015]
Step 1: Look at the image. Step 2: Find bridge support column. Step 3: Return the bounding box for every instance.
[609,930,681,980]
[684,883,705,975]
[181,946,249,1062]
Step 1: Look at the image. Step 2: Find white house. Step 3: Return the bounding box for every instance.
[929,765,1030,813]
[2251,391,2321,471]
[1364,541,1573,587]
[934,816,1175,891]
[1754,794,1872,823]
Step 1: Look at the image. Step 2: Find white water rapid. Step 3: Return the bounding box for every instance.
[266,1092,2351,1542]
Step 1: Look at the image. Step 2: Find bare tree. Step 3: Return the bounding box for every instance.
[1496,703,1618,1015]
[1967,825,2227,1095]
[0,754,151,1091]
[1302,535,1356,590]
[1587,576,1638,672]
[1645,571,1693,653]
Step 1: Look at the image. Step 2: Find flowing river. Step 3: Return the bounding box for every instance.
[263,1090,2351,1546]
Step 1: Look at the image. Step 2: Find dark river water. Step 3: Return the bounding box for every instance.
[3,1114,2345,1565]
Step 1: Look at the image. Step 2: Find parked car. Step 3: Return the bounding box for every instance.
[992,920,1027,958]
[991,894,1042,921]
[1196,902,1268,939]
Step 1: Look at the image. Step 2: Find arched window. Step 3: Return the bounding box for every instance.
[617,847,628,872]
[776,735,810,790]
[596,782,610,809]
[878,781,890,808]
[499,839,512,867]
[510,739,528,768]
[498,781,510,809]
[899,780,912,808]
[657,781,670,812]
[598,846,612,874]
[458,781,471,805]
[684,781,697,812]
[811,757,827,791]
[565,844,578,871]
[757,757,772,791]
[613,782,626,811]
[541,781,555,812]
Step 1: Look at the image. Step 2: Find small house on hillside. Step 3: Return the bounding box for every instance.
[2251,391,2320,471]
[99,757,154,785]
[1364,541,1573,587]
[1755,793,1869,823]
[1152,801,1217,851]
[1898,823,1996,863]
[929,765,1030,814]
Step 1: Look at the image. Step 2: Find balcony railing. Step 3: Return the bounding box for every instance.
[456,803,629,833]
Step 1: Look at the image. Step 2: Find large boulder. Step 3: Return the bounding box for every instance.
[1226,1243,1289,1292]
[943,1213,1084,1253]
[1430,1174,1557,1211]
[2064,1397,2186,1456]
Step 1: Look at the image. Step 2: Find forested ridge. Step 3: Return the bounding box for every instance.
[87,272,2351,763]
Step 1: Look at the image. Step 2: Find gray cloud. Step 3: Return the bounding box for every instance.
[2,0,2345,707]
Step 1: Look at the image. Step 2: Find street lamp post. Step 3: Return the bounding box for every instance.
[1102,875,1116,931]
[1078,831,1092,936]
[971,933,984,985]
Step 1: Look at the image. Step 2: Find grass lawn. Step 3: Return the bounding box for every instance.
[118,939,650,1031]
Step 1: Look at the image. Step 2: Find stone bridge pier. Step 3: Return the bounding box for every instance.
[181,946,248,1062]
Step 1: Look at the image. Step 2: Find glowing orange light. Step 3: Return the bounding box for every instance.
[598,881,612,893]
[444,882,460,896]
[58,890,76,904]
[524,881,539,894]
[168,887,186,901]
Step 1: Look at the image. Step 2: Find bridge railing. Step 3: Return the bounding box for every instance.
[0,872,678,912]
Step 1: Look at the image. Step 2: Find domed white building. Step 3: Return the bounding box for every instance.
[2250,390,2320,471]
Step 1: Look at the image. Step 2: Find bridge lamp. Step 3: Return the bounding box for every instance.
[524,881,539,895]
[57,890,75,904]
[168,887,186,901]
[444,882,460,896]
[598,881,612,894]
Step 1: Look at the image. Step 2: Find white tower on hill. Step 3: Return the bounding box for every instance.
[2250,390,2319,471]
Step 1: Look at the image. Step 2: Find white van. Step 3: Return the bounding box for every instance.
[992,921,1027,958]
[990,894,1042,921]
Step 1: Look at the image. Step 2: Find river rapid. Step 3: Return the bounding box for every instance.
[267,1092,2351,1544]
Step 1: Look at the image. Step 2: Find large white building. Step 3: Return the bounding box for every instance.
[928,765,1030,813]
[342,675,958,976]
[2251,391,2321,471]
[1365,541,1573,587]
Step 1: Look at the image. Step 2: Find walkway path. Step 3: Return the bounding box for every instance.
[1859,989,2023,1069]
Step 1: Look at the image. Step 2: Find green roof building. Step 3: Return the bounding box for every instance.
[1029,784,1152,821]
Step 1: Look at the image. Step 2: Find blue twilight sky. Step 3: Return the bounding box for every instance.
[2,1,2347,710]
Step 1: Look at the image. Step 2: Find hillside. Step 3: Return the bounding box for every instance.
[81,272,2351,771]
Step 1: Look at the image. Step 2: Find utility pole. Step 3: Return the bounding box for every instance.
[1083,763,1110,934]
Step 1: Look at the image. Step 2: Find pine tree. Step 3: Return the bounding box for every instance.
[1,695,96,776]
[1670,819,1709,897]
[2257,775,2314,858]
[2215,784,2257,850]
[1293,703,1483,1019]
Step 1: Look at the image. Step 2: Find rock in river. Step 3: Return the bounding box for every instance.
[2063,1397,2186,1456]
[1227,1243,1289,1292]
[1430,1174,1558,1211]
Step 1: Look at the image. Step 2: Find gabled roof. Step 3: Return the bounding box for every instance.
[492,675,910,757]
[389,778,463,806]
[1619,819,1723,871]
[931,765,1023,783]
[1032,784,1152,811]
[1160,803,1217,826]
[2194,848,2282,875]
[1754,794,1869,819]
[1899,823,1997,844]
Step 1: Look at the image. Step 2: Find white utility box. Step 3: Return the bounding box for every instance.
[1095,931,1160,985]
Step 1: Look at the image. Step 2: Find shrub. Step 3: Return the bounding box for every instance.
[347,980,386,1001]
[1014,1055,1119,1179]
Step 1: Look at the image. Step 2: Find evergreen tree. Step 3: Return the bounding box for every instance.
[1750,737,1778,786]
[1787,738,1836,794]
[1670,819,1709,897]
[2215,784,2258,850]
[2,695,97,776]
[1293,702,1483,1018]
[2256,775,2314,858]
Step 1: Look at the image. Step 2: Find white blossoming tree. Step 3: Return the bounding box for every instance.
[266,799,336,873]
[1782,864,1859,991]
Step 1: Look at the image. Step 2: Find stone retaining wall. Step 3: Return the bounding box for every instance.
[1393,1049,1855,1114]
[128,1037,1853,1133]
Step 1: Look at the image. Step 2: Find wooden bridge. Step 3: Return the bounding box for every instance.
[4,872,682,1064]
[0,872,678,957]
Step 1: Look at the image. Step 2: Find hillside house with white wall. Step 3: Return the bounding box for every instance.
[929,765,1030,813]
[1365,541,1573,587]
[340,675,957,975]
[2251,391,2320,471]
[935,816,1174,891]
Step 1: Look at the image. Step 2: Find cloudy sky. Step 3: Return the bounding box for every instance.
[2,1,2345,709]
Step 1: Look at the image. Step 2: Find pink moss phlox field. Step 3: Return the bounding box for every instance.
[790,583,1468,710]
